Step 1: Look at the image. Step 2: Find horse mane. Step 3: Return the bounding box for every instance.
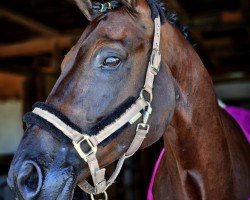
[146,0,194,44]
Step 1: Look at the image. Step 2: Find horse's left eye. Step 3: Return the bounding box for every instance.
[102,57,121,69]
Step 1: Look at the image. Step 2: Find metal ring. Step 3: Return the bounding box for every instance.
[140,87,153,103]
[107,2,112,9]
[146,101,151,109]
[99,4,106,13]
[90,191,108,200]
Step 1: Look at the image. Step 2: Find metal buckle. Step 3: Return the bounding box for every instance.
[73,135,97,162]
[150,49,161,74]
[140,87,153,103]
[99,2,112,13]
[142,102,152,124]
[94,180,107,194]
[136,123,150,133]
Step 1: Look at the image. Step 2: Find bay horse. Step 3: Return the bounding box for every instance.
[7,0,250,199]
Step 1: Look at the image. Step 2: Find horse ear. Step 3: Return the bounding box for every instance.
[73,0,95,21]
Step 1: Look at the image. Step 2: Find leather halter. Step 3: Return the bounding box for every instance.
[30,15,161,199]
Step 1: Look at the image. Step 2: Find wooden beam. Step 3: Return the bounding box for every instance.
[0,72,26,100]
[0,7,59,36]
[0,36,76,58]
[192,10,243,26]
[202,37,235,49]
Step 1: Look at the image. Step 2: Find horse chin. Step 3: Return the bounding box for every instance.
[72,186,90,200]
[33,164,83,200]
[55,177,75,200]
[12,177,88,200]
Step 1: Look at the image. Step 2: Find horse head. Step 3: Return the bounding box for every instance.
[8,0,177,199]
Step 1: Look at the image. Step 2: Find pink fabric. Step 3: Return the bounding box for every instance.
[147,148,165,200]
[225,106,250,143]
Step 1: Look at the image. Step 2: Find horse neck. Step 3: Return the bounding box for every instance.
[157,22,234,199]
[161,22,222,134]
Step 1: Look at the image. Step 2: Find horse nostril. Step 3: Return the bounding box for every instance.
[17,161,43,199]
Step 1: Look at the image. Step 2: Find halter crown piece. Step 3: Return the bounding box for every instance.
[24,11,161,200]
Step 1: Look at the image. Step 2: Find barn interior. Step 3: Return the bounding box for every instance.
[0,0,249,199]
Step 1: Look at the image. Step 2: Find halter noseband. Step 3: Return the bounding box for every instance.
[24,14,161,200]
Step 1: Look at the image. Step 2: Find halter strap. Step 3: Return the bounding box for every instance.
[25,15,161,199]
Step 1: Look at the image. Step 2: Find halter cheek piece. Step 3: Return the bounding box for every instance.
[24,14,161,200]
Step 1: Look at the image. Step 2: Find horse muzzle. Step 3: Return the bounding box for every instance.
[7,160,43,200]
[8,160,78,200]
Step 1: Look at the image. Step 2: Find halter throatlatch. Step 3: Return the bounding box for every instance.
[24,15,161,200]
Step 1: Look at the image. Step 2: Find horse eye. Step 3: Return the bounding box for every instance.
[102,57,121,68]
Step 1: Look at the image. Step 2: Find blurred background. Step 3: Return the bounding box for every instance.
[0,0,249,199]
